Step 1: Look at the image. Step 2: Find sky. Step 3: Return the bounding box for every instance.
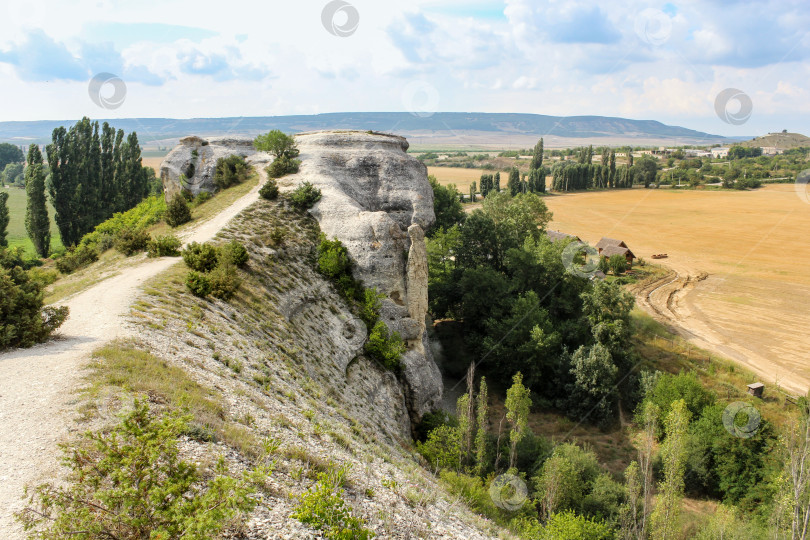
[1,0,809,136]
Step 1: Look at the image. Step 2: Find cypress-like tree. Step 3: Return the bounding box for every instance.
[609,150,616,188]
[530,138,544,170]
[493,172,500,193]
[25,145,51,257]
[0,191,8,247]
[508,167,521,196]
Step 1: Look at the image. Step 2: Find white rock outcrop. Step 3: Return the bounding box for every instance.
[289,131,442,422]
[160,135,269,199]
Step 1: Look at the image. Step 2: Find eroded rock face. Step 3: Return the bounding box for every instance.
[291,131,442,423]
[160,136,268,200]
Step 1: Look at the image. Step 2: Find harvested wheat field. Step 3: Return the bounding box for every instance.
[543,184,810,395]
[427,166,488,191]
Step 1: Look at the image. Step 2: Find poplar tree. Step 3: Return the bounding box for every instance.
[474,377,489,475]
[507,167,521,196]
[25,145,50,257]
[650,399,690,539]
[505,372,530,470]
[609,150,616,188]
[0,191,8,248]
[493,172,500,193]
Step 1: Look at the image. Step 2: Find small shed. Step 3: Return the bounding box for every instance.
[747,382,765,398]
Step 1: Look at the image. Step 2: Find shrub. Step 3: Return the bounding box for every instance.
[417,424,461,470]
[608,254,626,275]
[218,241,249,267]
[147,235,182,258]
[79,196,167,250]
[166,193,192,228]
[194,191,212,205]
[186,271,212,297]
[288,181,322,210]
[55,244,99,274]
[114,227,150,256]
[209,264,242,301]
[259,178,279,200]
[292,465,373,539]
[317,235,361,301]
[182,242,219,272]
[267,155,301,179]
[541,510,614,540]
[213,155,251,190]
[359,288,382,330]
[364,321,405,370]
[16,400,264,539]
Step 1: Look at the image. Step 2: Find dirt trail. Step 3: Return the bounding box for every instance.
[0,171,266,537]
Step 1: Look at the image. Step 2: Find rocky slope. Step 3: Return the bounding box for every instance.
[163,131,444,426]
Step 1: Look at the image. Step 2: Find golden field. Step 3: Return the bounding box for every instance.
[542,184,810,394]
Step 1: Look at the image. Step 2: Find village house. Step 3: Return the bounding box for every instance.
[595,237,636,268]
[711,147,730,159]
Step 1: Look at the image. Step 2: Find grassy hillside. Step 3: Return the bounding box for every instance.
[739,131,810,149]
[3,185,63,255]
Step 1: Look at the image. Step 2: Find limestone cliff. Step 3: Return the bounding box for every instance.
[288,131,442,422]
[161,131,443,423]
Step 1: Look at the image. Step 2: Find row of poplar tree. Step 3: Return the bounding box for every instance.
[23,117,150,256]
[551,145,635,191]
[473,138,548,201]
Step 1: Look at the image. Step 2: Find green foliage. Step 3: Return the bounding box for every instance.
[147,234,182,258]
[0,191,8,248]
[541,511,614,540]
[254,130,300,159]
[209,263,242,300]
[566,343,618,426]
[182,242,220,272]
[505,372,531,469]
[292,465,374,539]
[364,321,405,370]
[289,181,322,210]
[166,193,192,227]
[534,443,604,520]
[47,118,149,246]
[607,254,626,275]
[639,371,715,431]
[414,410,457,442]
[218,240,249,267]
[417,424,462,471]
[55,243,99,274]
[0,142,24,172]
[213,155,251,190]
[16,400,265,539]
[259,178,279,199]
[0,247,69,349]
[186,271,212,297]
[113,226,150,256]
[359,288,383,330]
[428,175,466,235]
[267,155,301,178]
[1,162,24,186]
[194,191,212,205]
[25,145,51,257]
[650,399,691,540]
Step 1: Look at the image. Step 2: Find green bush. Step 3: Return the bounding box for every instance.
[0,248,69,350]
[147,235,182,258]
[55,244,99,274]
[292,465,373,540]
[317,235,361,302]
[267,155,301,179]
[259,178,279,200]
[541,510,614,540]
[114,227,150,256]
[288,181,321,210]
[166,194,192,228]
[417,424,461,470]
[209,264,242,301]
[364,321,405,370]
[218,241,249,267]
[359,288,382,330]
[607,254,626,275]
[182,242,219,272]
[186,271,212,297]
[213,155,251,190]
[194,191,212,205]
[16,400,265,539]
[80,195,167,249]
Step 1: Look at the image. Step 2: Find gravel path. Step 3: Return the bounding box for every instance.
[0,174,265,537]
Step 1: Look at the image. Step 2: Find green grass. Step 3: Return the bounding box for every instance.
[3,185,64,255]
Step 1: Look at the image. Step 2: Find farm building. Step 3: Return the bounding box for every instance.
[546,230,581,243]
[596,237,636,268]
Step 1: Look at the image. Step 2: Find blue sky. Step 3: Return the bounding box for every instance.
[0,0,808,136]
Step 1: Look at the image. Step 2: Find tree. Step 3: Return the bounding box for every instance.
[650,399,691,540]
[474,376,489,475]
[428,176,465,235]
[542,510,614,540]
[493,171,501,193]
[566,343,619,425]
[508,167,521,196]
[782,396,810,540]
[530,138,544,171]
[0,143,24,172]
[608,151,616,188]
[253,130,299,159]
[24,145,51,257]
[1,163,24,186]
[634,156,657,188]
[505,372,531,470]
[166,193,192,227]
[0,192,8,248]
[469,181,477,203]
[608,254,627,275]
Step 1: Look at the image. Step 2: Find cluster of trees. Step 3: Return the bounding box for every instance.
[254,130,301,178]
[478,172,501,197]
[551,149,657,191]
[0,143,25,186]
[728,146,763,159]
[427,189,637,425]
[46,118,152,247]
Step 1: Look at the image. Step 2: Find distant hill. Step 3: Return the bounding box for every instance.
[737,131,810,149]
[0,112,733,149]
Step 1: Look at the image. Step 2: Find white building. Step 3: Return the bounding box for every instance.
[711,147,730,159]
